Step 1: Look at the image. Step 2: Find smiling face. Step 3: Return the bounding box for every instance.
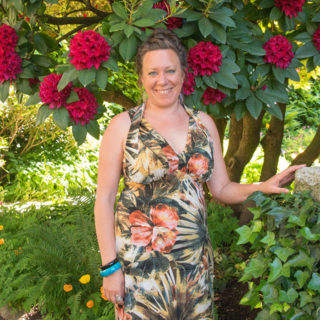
[140,49,185,109]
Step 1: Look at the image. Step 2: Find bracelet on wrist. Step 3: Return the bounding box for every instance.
[100,261,121,277]
[100,258,119,271]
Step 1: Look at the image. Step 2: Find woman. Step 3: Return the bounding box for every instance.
[94,28,304,319]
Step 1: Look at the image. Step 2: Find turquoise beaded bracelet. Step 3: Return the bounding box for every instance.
[100,261,121,277]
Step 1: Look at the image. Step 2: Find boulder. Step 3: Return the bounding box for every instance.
[295,167,320,202]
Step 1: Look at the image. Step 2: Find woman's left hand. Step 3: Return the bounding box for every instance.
[259,164,306,194]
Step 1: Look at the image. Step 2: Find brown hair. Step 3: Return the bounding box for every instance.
[136,28,187,76]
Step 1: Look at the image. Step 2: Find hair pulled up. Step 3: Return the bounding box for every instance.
[136,28,187,75]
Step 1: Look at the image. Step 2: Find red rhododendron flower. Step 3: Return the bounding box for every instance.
[29,78,40,87]
[313,25,320,52]
[263,35,294,69]
[183,71,195,96]
[153,1,183,30]
[66,88,98,125]
[188,42,222,76]
[0,24,18,50]
[187,153,209,176]
[0,49,22,84]
[202,87,226,106]
[69,30,111,70]
[39,73,72,109]
[129,204,179,253]
[274,0,305,18]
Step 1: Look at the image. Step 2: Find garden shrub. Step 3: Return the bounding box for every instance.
[0,196,114,319]
[236,191,320,319]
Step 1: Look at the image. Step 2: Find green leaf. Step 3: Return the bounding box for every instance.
[112,2,128,20]
[222,59,240,73]
[274,247,295,263]
[261,283,279,304]
[280,288,298,303]
[295,42,319,59]
[214,68,238,89]
[58,68,78,91]
[78,68,96,87]
[96,68,108,90]
[252,220,263,233]
[270,7,282,20]
[33,33,47,54]
[211,22,226,44]
[314,53,320,67]
[53,107,69,130]
[307,273,320,293]
[270,304,282,314]
[248,207,262,220]
[133,19,154,27]
[259,0,274,8]
[36,104,53,125]
[19,67,34,79]
[102,57,119,72]
[268,258,282,283]
[299,227,320,241]
[286,68,300,82]
[132,0,154,20]
[234,102,245,120]
[246,95,263,119]
[124,24,134,38]
[236,225,252,245]
[25,92,41,106]
[267,104,283,120]
[246,256,268,278]
[72,124,87,146]
[110,22,126,33]
[86,120,100,139]
[294,32,312,42]
[30,55,54,68]
[240,286,261,308]
[184,10,203,22]
[198,17,213,38]
[11,0,24,12]
[294,270,310,288]
[261,231,276,247]
[0,81,10,102]
[66,90,79,104]
[312,11,320,22]
[286,250,315,271]
[266,207,291,227]
[299,292,313,308]
[272,66,286,83]
[209,12,236,27]
[119,36,138,61]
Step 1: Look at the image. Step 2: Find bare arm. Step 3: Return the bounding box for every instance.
[200,111,305,204]
[94,111,130,304]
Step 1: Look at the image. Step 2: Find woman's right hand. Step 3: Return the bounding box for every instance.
[103,269,125,305]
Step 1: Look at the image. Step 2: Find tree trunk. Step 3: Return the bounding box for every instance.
[212,117,227,151]
[291,124,320,166]
[100,89,136,109]
[260,103,286,181]
[225,112,265,182]
[224,114,243,163]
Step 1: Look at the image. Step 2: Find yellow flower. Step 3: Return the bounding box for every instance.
[0,225,3,230]
[0,238,4,245]
[86,300,94,308]
[266,123,270,129]
[100,286,108,301]
[79,274,90,284]
[63,284,73,292]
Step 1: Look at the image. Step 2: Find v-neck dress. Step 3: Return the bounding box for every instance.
[115,103,215,319]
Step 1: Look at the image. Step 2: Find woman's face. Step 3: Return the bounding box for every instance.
[140,49,184,109]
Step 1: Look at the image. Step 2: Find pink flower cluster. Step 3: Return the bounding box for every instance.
[39,73,72,109]
[313,25,320,52]
[188,42,222,76]
[66,88,98,125]
[0,24,22,84]
[274,0,305,18]
[153,1,183,30]
[69,30,111,70]
[263,35,294,69]
[183,71,195,96]
[202,87,226,105]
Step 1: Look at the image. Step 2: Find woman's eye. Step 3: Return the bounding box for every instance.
[149,71,157,76]
[167,69,176,74]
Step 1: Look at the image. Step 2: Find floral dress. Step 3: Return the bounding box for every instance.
[115,103,215,319]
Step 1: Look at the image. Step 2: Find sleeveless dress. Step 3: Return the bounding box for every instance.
[115,103,215,320]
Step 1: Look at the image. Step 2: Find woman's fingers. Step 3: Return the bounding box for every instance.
[278,164,306,187]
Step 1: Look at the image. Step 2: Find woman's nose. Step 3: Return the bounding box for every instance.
[157,72,168,84]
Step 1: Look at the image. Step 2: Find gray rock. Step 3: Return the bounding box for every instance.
[295,167,320,202]
[0,305,24,320]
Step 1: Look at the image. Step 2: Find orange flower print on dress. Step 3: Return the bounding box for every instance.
[162,145,179,173]
[116,304,133,320]
[129,204,179,253]
[187,153,209,176]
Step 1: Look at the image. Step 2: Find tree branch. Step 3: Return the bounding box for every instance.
[100,89,136,110]
[56,24,87,42]
[38,14,106,25]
